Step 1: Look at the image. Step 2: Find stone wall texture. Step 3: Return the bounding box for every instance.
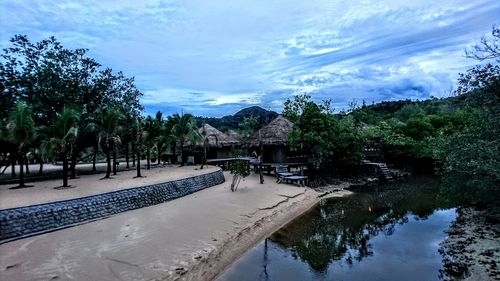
[0,169,224,242]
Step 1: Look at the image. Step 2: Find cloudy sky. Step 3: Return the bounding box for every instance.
[1,0,499,117]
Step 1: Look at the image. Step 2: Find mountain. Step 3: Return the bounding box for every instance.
[195,106,279,131]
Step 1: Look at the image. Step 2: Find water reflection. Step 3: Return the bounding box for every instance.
[219,177,456,281]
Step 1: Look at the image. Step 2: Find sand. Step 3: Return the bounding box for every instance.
[0,170,325,281]
[0,165,219,210]
[440,207,500,281]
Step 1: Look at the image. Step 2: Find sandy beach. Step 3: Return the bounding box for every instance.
[0,168,334,281]
[440,207,500,281]
[0,165,219,210]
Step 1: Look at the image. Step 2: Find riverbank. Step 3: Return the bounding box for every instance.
[0,172,326,281]
[440,207,500,281]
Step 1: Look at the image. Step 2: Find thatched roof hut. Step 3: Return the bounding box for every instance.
[200,124,239,147]
[245,115,293,147]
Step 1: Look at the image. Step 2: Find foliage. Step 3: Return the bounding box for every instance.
[94,107,124,178]
[288,101,365,171]
[5,102,35,187]
[171,113,198,166]
[283,94,312,123]
[0,35,142,124]
[239,116,259,137]
[229,160,250,192]
[39,106,80,187]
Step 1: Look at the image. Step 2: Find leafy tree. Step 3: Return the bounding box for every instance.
[288,102,337,167]
[229,160,250,191]
[436,25,500,206]
[95,107,124,179]
[171,113,197,166]
[283,94,312,123]
[5,102,35,188]
[134,117,146,178]
[239,116,259,137]
[465,25,500,61]
[1,35,143,177]
[403,117,434,140]
[142,116,154,170]
[39,106,80,187]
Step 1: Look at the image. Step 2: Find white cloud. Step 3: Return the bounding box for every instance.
[1,0,498,116]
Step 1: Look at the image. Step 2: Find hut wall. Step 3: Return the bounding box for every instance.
[263,146,288,163]
[216,148,231,159]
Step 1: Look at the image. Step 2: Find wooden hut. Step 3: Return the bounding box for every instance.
[200,124,239,159]
[244,115,293,163]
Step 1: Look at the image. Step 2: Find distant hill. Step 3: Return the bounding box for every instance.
[195,106,279,131]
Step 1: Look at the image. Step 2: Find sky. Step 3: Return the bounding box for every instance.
[1,0,499,117]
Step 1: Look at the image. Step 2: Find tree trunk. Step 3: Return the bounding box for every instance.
[70,151,77,179]
[146,146,150,170]
[136,147,142,177]
[230,174,239,192]
[180,141,184,167]
[10,154,16,177]
[104,142,111,178]
[172,142,177,163]
[38,155,43,174]
[113,149,117,175]
[1,163,8,175]
[125,142,129,168]
[200,144,206,169]
[18,155,25,187]
[62,154,68,187]
[131,142,136,167]
[157,143,162,164]
[92,140,98,172]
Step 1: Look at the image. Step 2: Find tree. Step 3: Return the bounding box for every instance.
[95,107,124,179]
[154,111,167,165]
[171,113,197,166]
[1,35,143,178]
[39,106,80,187]
[288,102,337,167]
[239,116,259,137]
[229,160,250,192]
[5,102,35,188]
[199,125,218,169]
[465,25,500,61]
[283,94,312,123]
[134,117,146,178]
[436,25,500,207]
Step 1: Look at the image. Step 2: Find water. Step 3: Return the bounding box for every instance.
[218,177,456,281]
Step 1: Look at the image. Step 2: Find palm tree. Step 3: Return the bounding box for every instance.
[95,107,124,179]
[6,102,35,188]
[134,117,146,178]
[39,106,80,187]
[153,111,168,165]
[171,113,197,166]
[199,124,218,169]
[143,115,155,170]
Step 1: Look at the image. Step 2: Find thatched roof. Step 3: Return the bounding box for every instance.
[200,124,239,147]
[226,130,242,140]
[244,115,293,146]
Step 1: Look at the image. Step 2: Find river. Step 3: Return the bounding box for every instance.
[218,176,456,281]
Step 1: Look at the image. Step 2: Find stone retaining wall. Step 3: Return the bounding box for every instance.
[0,169,225,242]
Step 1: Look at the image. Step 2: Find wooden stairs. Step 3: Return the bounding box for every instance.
[376,163,393,181]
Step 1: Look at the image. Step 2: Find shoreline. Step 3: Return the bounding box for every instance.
[182,181,354,281]
[439,207,500,281]
[0,172,339,281]
[186,187,325,281]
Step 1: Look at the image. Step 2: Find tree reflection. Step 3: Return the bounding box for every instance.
[269,176,452,273]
